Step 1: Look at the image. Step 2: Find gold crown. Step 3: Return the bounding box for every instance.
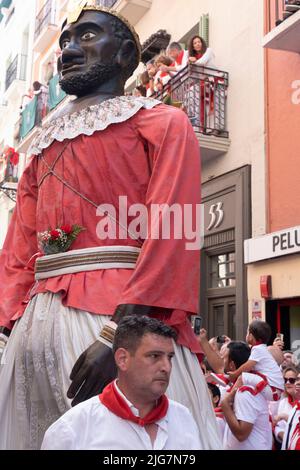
[67,1,141,63]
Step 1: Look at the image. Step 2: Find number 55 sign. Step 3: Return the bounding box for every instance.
[207,202,224,231]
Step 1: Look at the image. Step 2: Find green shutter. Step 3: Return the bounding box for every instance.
[20,96,38,139]
[48,74,66,111]
[1,0,12,9]
[199,14,209,45]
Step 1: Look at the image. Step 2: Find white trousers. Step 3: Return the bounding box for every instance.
[0,292,222,450]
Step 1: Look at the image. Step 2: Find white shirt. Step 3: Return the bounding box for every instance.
[282,405,300,450]
[223,389,272,450]
[274,397,294,441]
[194,48,216,68]
[250,344,284,390]
[41,390,201,450]
[169,50,189,77]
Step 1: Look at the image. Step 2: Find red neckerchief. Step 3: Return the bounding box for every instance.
[175,50,185,66]
[251,341,264,347]
[194,53,203,60]
[288,394,297,407]
[99,381,169,426]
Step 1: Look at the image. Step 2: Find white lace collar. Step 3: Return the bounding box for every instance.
[29,96,161,155]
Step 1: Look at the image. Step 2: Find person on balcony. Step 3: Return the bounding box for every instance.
[188,35,215,68]
[20,88,34,112]
[0,2,221,450]
[140,70,154,98]
[154,55,173,92]
[162,42,189,76]
[133,85,146,97]
[187,35,226,135]
[33,81,48,123]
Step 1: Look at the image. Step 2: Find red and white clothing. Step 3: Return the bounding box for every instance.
[193,48,215,68]
[0,96,222,450]
[223,377,273,450]
[153,70,172,91]
[275,396,298,443]
[282,402,300,450]
[171,50,189,75]
[249,344,284,398]
[41,380,201,450]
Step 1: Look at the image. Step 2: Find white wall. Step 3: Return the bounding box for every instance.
[0,0,37,147]
[134,0,266,237]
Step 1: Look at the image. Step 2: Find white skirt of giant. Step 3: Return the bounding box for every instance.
[0,292,222,450]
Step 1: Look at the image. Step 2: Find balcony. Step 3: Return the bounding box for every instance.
[4,54,27,100]
[0,148,19,200]
[263,0,300,53]
[17,74,67,153]
[34,0,59,53]
[153,64,230,161]
[113,0,152,26]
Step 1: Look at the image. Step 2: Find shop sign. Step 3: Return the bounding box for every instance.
[244,226,300,263]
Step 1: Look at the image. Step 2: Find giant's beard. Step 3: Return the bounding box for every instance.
[59,61,122,97]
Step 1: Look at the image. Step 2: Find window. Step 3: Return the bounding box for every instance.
[210,252,236,288]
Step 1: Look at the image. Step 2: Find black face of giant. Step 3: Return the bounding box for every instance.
[58,11,122,96]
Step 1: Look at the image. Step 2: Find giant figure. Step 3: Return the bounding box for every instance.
[0,1,221,449]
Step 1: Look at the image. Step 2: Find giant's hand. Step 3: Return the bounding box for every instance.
[67,340,117,407]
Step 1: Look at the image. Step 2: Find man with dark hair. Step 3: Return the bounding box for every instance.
[112,315,178,354]
[227,341,251,369]
[0,1,220,450]
[221,341,273,450]
[41,316,201,450]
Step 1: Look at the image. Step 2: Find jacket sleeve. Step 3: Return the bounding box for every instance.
[195,48,215,66]
[0,156,39,329]
[117,104,201,316]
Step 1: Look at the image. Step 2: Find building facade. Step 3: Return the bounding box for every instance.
[0,0,274,341]
[246,0,300,354]
[0,0,37,246]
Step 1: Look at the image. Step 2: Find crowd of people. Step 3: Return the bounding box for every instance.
[132,35,228,135]
[198,320,300,450]
[39,316,300,451]
[133,35,216,99]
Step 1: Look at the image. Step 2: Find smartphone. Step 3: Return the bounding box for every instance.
[276,333,284,342]
[193,316,202,335]
[216,335,227,344]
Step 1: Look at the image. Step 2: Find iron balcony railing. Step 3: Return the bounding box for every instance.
[266,0,300,32]
[35,0,56,40]
[5,54,27,91]
[153,64,229,137]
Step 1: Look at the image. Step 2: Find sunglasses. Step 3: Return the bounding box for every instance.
[284,377,296,384]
